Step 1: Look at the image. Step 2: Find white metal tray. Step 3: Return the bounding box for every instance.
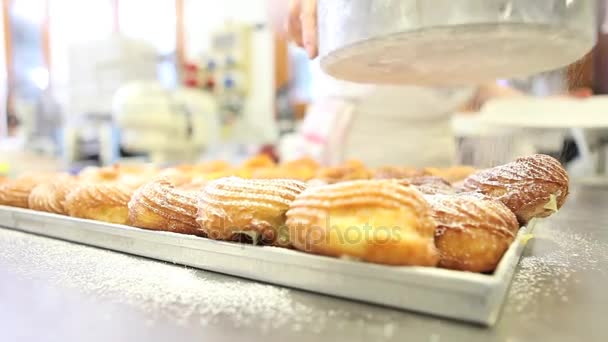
[0,205,533,326]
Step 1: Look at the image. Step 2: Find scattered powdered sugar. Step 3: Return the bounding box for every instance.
[0,229,405,335]
[505,227,608,317]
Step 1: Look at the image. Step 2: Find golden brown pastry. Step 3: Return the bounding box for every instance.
[250,167,298,180]
[407,176,455,195]
[373,166,427,180]
[461,154,569,224]
[234,155,277,179]
[313,160,372,184]
[78,165,122,183]
[78,164,158,187]
[0,173,59,208]
[193,160,232,173]
[281,157,320,180]
[286,180,439,266]
[28,177,79,215]
[425,166,477,183]
[197,177,307,246]
[427,194,519,273]
[159,163,239,184]
[64,182,134,225]
[129,178,202,235]
[178,176,209,191]
[250,157,320,181]
[155,167,197,187]
[282,157,320,170]
[241,154,276,170]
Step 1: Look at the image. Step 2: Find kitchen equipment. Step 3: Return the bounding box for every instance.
[318,0,597,86]
[112,82,221,164]
[0,205,534,326]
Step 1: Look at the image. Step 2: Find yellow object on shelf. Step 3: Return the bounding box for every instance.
[0,163,9,176]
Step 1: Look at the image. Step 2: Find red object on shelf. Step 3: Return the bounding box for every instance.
[185,78,199,88]
[570,87,593,98]
[205,78,216,90]
[184,63,198,72]
[258,145,279,163]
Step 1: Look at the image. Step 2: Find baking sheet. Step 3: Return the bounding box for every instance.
[0,205,533,326]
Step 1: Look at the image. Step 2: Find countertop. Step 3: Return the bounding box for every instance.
[1,185,607,342]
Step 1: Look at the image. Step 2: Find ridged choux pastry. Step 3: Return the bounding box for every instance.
[28,176,79,215]
[427,194,519,273]
[129,178,202,235]
[461,154,569,224]
[0,173,61,208]
[286,180,439,266]
[64,182,134,225]
[197,177,307,246]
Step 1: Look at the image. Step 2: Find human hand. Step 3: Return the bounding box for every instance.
[287,0,318,58]
[460,84,524,113]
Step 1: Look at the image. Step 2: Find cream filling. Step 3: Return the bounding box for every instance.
[543,194,558,212]
[519,233,535,246]
[234,231,261,245]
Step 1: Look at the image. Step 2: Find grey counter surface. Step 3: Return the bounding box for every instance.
[1,185,607,342]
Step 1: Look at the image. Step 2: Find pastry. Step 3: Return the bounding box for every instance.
[407,176,455,195]
[313,160,372,184]
[281,157,320,180]
[156,167,197,187]
[241,154,276,170]
[78,164,158,187]
[425,166,477,183]
[65,182,134,225]
[427,194,519,272]
[129,178,202,235]
[78,165,122,183]
[252,157,320,181]
[286,180,439,266]
[174,160,236,180]
[28,177,79,215]
[282,157,320,171]
[460,154,569,224]
[0,173,59,208]
[373,166,427,180]
[197,177,307,246]
[192,160,232,173]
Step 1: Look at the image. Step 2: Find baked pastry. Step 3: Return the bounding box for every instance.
[461,154,569,224]
[156,167,197,187]
[286,180,439,266]
[65,182,134,225]
[129,178,202,235]
[78,164,158,187]
[192,160,232,173]
[425,166,477,183]
[407,176,455,195]
[241,154,276,170]
[0,173,59,208]
[28,177,79,215]
[313,160,372,184]
[197,177,307,246]
[427,194,519,272]
[78,166,120,183]
[252,157,320,181]
[373,166,427,180]
[281,157,320,180]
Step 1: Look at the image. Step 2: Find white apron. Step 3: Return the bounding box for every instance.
[301,61,474,168]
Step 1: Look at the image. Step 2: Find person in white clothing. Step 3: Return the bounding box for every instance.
[287,0,522,168]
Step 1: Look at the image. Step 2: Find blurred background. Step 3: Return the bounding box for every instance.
[0,0,607,184]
